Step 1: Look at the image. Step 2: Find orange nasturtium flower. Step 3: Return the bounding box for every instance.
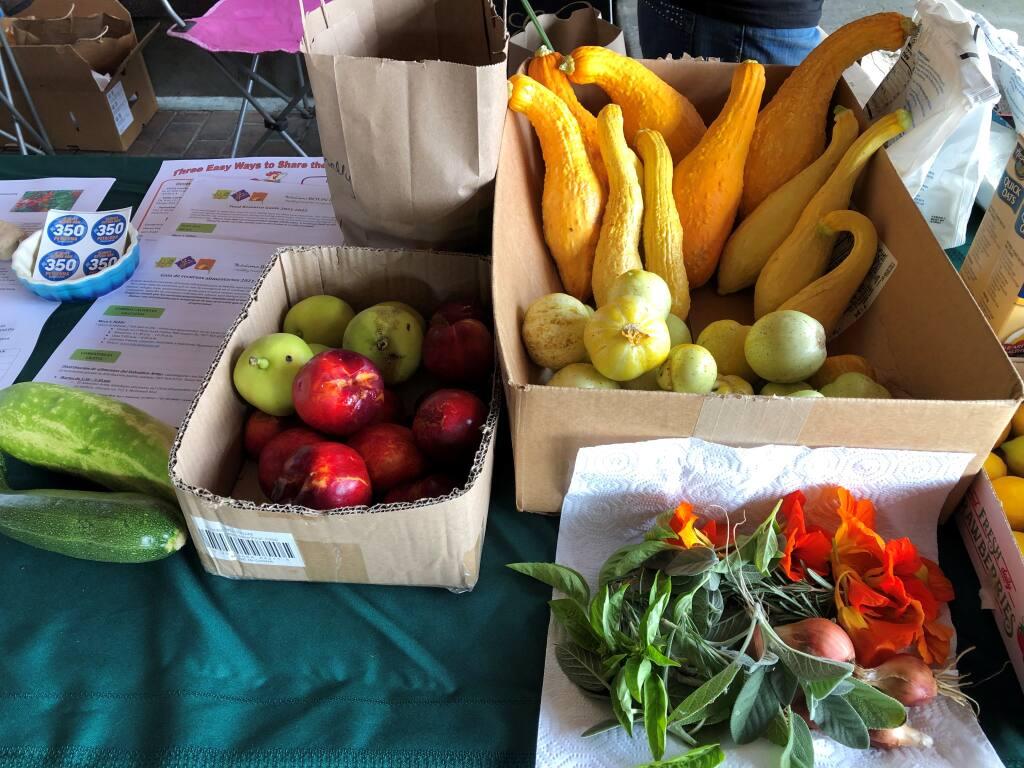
[666,502,728,549]
[830,486,954,667]
[778,490,832,582]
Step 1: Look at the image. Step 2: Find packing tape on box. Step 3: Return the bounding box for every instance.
[692,395,814,445]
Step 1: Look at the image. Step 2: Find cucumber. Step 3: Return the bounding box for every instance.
[0,488,187,563]
[0,382,177,503]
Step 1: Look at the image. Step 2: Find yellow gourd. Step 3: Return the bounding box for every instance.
[741,13,915,216]
[508,74,605,302]
[717,108,860,295]
[584,295,671,381]
[672,60,766,289]
[778,210,878,336]
[592,103,644,306]
[635,128,689,319]
[528,48,607,191]
[563,46,706,163]
[754,108,911,318]
[808,354,877,390]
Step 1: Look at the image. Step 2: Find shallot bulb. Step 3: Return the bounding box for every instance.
[870,724,934,749]
[773,618,856,663]
[858,654,937,707]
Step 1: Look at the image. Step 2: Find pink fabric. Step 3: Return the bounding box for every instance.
[167,0,323,55]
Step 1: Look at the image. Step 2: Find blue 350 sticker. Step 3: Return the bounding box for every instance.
[91,213,128,245]
[38,249,80,281]
[84,248,120,276]
[46,214,88,246]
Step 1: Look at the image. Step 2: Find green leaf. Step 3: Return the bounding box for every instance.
[603,653,628,671]
[611,668,635,737]
[634,743,726,768]
[643,672,669,760]
[549,598,601,651]
[663,546,718,576]
[768,663,798,706]
[642,583,672,647]
[730,666,781,744]
[800,673,850,703]
[668,661,740,726]
[738,500,782,573]
[646,643,680,668]
[581,718,620,738]
[625,655,653,702]
[589,585,616,644]
[645,521,677,542]
[764,710,790,748]
[845,678,907,729]
[554,643,608,693]
[690,586,724,636]
[599,540,672,585]
[705,609,750,643]
[507,562,590,606]
[814,694,869,749]
[765,624,853,684]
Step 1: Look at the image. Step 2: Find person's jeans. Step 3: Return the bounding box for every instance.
[637,0,824,65]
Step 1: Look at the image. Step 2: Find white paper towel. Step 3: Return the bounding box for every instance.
[535,438,1003,768]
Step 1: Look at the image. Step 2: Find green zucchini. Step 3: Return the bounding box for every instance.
[0,382,177,503]
[0,454,186,563]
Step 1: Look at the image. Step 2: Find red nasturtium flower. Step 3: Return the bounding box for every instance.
[666,502,728,549]
[778,490,832,582]
[830,486,954,667]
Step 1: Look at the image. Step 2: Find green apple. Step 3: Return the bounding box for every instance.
[789,389,824,398]
[343,304,424,384]
[658,344,717,394]
[376,301,425,333]
[744,310,826,384]
[713,374,754,395]
[232,332,313,416]
[820,372,891,399]
[666,313,692,347]
[697,319,757,381]
[548,363,620,389]
[621,368,661,391]
[308,343,330,355]
[606,269,672,318]
[282,295,354,347]
[760,381,813,396]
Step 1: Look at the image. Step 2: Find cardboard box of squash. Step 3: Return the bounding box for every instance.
[493,13,1024,515]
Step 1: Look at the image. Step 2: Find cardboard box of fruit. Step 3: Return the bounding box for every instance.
[170,246,498,589]
[493,50,1023,515]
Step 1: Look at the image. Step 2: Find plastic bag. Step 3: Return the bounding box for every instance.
[865,0,1000,249]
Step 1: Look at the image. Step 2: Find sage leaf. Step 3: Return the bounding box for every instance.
[581,718,620,738]
[768,663,798,706]
[507,562,590,606]
[730,666,781,744]
[612,668,635,737]
[549,598,601,651]
[814,694,870,749]
[625,655,653,702]
[634,743,726,768]
[766,623,853,683]
[845,678,907,729]
[800,672,850,702]
[668,661,740,726]
[706,609,750,644]
[646,522,677,541]
[663,546,718,576]
[643,672,669,760]
[764,710,790,748]
[790,710,815,768]
[555,642,608,693]
[600,540,672,585]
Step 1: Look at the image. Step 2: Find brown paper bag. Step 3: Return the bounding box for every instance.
[10,11,134,75]
[301,0,507,249]
[507,2,624,75]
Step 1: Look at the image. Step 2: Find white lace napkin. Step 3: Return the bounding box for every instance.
[535,438,1003,768]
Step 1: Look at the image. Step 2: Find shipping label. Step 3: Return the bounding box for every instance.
[191,517,305,568]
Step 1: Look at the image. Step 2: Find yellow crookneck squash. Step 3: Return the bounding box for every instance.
[635,128,689,319]
[528,48,608,191]
[778,210,878,336]
[717,107,860,295]
[754,108,911,318]
[592,103,644,307]
[672,60,765,289]
[562,46,706,163]
[740,12,914,217]
[508,73,605,303]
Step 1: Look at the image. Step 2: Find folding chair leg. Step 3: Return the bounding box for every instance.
[0,21,51,153]
[231,54,260,159]
[295,54,313,118]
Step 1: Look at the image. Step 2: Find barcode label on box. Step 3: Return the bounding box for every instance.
[191,518,304,567]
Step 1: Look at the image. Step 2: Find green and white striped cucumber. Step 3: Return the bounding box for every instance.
[0,488,187,562]
[0,382,177,503]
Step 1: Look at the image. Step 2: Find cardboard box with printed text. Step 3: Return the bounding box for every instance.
[493,60,1023,515]
[169,246,498,590]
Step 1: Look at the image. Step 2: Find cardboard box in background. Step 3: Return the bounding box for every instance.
[2,0,158,152]
[957,472,1024,692]
[960,135,1024,383]
[492,60,1023,516]
[169,247,499,590]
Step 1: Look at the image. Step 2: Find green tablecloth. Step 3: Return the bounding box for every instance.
[0,157,1021,768]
